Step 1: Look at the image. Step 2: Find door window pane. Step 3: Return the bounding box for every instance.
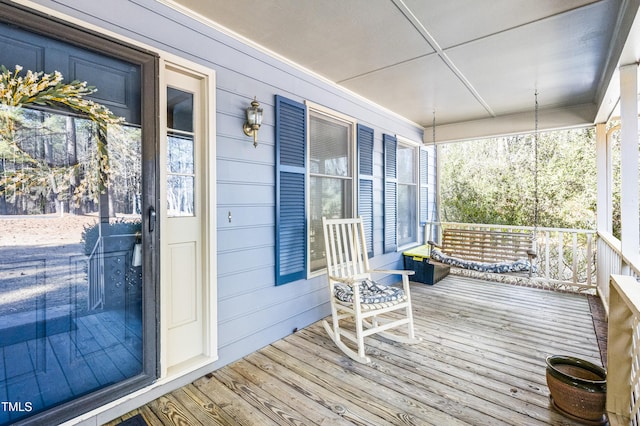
[167,88,195,217]
[168,135,194,174]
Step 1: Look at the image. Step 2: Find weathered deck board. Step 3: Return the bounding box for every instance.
[106,275,602,426]
[227,357,351,424]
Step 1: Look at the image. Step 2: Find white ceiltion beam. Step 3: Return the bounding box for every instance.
[391,0,495,118]
[423,103,597,144]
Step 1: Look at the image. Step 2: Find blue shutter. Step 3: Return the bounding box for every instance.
[383,134,397,253]
[420,148,429,225]
[275,95,306,285]
[357,124,374,257]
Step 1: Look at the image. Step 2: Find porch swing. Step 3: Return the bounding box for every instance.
[427,93,540,278]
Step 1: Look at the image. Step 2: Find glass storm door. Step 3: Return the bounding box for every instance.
[0,11,157,425]
[0,88,146,426]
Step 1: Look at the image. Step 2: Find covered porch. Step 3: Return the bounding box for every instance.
[4,1,640,425]
[107,275,604,425]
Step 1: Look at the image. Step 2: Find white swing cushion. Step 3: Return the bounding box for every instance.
[334,279,405,304]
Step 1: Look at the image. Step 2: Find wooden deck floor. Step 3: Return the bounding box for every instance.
[108,275,603,426]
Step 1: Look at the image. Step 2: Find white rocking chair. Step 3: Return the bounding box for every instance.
[322,217,421,364]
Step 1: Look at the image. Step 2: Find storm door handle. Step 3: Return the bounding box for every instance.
[149,207,156,232]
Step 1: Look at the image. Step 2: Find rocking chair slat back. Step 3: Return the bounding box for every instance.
[324,218,370,281]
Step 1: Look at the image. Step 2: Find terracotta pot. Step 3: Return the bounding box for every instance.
[546,355,607,424]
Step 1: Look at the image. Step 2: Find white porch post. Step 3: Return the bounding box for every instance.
[619,64,640,272]
[595,123,612,233]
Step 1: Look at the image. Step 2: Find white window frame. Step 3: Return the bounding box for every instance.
[305,101,357,277]
[397,135,421,250]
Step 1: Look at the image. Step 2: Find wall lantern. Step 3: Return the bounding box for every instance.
[243,96,263,147]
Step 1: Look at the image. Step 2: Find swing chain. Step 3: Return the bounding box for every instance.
[534,91,539,241]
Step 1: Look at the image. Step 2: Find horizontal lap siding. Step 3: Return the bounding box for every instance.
[34,0,425,367]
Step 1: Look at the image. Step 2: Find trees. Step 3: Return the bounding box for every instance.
[0,107,141,215]
[0,65,140,216]
[440,128,597,230]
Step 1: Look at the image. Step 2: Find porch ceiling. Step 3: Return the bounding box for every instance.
[165,0,638,142]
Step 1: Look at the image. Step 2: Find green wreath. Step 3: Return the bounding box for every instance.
[0,64,124,204]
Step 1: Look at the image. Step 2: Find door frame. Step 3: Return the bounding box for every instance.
[159,56,217,377]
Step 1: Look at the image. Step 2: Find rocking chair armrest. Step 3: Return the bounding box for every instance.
[328,275,358,286]
[427,240,442,249]
[372,269,415,276]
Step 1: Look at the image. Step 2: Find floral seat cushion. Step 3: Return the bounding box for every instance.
[334,279,405,304]
[430,249,535,273]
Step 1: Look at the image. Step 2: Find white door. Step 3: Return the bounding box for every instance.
[162,65,213,371]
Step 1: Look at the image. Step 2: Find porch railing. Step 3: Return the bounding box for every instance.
[596,230,640,312]
[607,274,640,426]
[596,231,640,425]
[424,222,597,291]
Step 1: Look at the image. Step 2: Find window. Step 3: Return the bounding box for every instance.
[276,97,428,283]
[308,108,355,273]
[397,143,418,247]
[275,97,360,283]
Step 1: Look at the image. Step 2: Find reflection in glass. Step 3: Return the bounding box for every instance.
[310,115,350,176]
[398,184,417,246]
[398,145,417,246]
[309,176,352,271]
[168,134,194,174]
[167,88,195,217]
[167,87,193,133]
[0,106,143,425]
[398,145,416,183]
[308,112,353,272]
[167,174,194,217]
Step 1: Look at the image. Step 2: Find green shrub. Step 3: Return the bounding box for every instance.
[81,218,141,255]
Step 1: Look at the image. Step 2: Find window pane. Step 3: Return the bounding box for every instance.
[398,145,415,183]
[167,88,195,218]
[308,111,354,273]
[167,134,194,174]
[167,175,194,217]
[167,87,193,133]
[309,176,352,271]
[398,144,417,247]
[398,183,417,246]
[310,114,350,176]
